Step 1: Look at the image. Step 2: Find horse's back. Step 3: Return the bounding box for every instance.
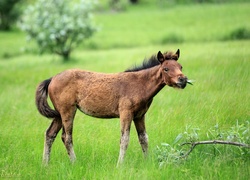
[48,69,122,118]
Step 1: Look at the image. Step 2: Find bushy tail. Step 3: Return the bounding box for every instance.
[35,78,60,119]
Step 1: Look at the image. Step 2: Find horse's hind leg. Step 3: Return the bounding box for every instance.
[43,117,62,164]
[134,115,148,157]
[61,107,77,163]
[61,126,76,161]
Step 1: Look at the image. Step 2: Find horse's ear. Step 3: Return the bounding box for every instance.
[175,49,180,60]
[157,51,164,63]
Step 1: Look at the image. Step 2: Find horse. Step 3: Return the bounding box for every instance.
[35,49,190,166]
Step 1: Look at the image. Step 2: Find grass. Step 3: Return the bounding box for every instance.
[0,2,250,179]
[83,2,250,49]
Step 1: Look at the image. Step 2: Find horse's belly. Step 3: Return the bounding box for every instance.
[77,100,119,119]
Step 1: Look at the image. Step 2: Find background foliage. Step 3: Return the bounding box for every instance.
[0,0,22,30]
[156,121,250,167]
[20,0,97,60]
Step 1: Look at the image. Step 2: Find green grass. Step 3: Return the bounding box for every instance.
[83,2,250,49]
[0,2,250,180]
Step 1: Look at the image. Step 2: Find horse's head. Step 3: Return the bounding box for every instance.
[157,49,188,89]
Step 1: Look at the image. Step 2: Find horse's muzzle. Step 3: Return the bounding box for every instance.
[176,76,188,89]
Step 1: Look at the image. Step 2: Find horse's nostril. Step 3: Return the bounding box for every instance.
[178,76,187,82]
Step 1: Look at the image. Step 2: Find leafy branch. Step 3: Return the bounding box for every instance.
[181,140,250,158]
[156,121,250,167]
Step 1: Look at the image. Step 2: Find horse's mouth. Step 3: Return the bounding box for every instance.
[176,82,187,89]
[175,79,193,89]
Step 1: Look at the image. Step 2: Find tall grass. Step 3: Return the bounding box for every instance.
[0,2,250,180]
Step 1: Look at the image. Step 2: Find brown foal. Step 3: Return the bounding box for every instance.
[35,49,189,166]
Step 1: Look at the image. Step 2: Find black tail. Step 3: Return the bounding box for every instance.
[35,78,60,119]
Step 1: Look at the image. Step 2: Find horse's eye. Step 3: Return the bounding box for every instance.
[164,68,169,72]
[181,66,183,70]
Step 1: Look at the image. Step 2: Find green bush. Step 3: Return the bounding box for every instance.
[0,0,22,31]
[225,27,250,40]
[156,121,250,167]
[20,0,97,61]
[160,33,184,44]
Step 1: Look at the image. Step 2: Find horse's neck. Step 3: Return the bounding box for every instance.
[137,66,165,100]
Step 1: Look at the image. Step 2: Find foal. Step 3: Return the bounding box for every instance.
[36,49,189,165]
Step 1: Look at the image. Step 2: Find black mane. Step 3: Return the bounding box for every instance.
[125,55,160,72]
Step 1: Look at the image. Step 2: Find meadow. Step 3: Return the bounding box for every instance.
[0,1,250,179]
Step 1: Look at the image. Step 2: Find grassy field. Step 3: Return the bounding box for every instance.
[0,2,250,179]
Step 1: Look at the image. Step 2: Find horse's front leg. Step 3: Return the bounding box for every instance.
[117,111,133,166]
[134,115,148,157]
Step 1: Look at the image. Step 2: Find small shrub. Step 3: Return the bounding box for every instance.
[155,121,250,167]
[224,27,250,41]
[0,0,22,31]
[20,0,97,61]
[160,33,184,44]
